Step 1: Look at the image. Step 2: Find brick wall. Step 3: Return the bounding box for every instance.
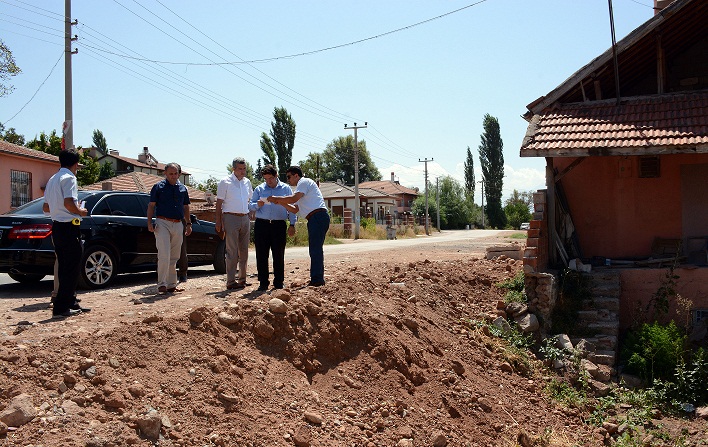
[523,189,549,274]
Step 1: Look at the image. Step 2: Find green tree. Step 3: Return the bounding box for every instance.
[464,146,475,201]
[195,176,219,195]
[504,190,533,229]
[260,107,295,181]
[98,161,116,181]
[92,129,108,156]
[26,130,62,156]
[478,114,505,229]
[1,40,21,97]
[0,123,25,145]
[297,152,323,180]
[320,136,381,184]
[412,176,473,230]
[76,152,100,186]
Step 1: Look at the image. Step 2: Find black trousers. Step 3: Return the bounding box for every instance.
[51,221,83,313]
[254,219,286,287]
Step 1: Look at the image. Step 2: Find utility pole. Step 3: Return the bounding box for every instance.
[478,180,485,228]
[344,122,367,240]
[419,158,433,235]
[436,177,441,232]
[64,0,78,150]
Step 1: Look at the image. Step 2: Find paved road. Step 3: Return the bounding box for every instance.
[0,229,511,288]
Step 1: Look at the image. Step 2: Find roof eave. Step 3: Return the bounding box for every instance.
[521,144,708,158]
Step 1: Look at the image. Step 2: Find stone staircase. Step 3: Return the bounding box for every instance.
[570,270,621,366]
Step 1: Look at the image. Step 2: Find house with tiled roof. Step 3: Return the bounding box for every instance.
[93,146,191,186]
[318,181,397,221]
[0,139,59,213]
[359,172,419,216]
[520,0,708,335]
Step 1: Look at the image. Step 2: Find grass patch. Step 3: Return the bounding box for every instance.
[507,232,528,239]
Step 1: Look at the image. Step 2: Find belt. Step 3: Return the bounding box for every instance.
[157,216,182,223]
[224,212,248,216]
[306,208,327,220]
[256,218,286,224]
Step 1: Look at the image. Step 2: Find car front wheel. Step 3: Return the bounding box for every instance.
[8,272,46,283]
[213,240,226,273]
[79,245,117,289]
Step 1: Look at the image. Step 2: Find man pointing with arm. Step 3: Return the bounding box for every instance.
[268,165,329,287]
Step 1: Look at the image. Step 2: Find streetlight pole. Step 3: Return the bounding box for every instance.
[478,180,485,228]
[344,122,367,240]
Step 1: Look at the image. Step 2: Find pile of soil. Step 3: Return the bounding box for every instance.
[0,235,705,446]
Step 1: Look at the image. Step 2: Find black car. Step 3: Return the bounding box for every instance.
[0,191,225,289]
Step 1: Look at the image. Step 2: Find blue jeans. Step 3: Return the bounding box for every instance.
[307,210,330,283]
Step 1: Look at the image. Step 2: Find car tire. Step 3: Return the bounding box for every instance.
[213,240,226,274]
[8,272,46,283]
[79,245,118,289]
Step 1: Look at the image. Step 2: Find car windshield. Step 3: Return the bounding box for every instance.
[6,191,96,216]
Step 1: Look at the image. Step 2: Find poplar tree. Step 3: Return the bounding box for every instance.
[478,114,506,228]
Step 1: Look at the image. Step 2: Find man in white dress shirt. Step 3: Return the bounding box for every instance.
[216,157,253,289]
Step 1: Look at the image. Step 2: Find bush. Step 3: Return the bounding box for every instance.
[621,320,687,384]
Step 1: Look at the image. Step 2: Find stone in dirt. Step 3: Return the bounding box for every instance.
[0,394,36,427]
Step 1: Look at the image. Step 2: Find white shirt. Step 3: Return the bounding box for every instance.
[44,167,80,222]
[294,177,326,217]
[216,173,252,213]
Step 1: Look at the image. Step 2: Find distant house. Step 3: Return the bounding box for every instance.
[0,140,58,213]
[93,146,192,186]
[519,0,708,330]
[359,172,419,217]
[318,181,396,221]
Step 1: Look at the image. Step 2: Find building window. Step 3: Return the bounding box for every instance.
[11,170,32,208]
[694,309,708,325]
[638,156,660,178]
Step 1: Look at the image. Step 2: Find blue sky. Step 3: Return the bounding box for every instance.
[1,0,655,202]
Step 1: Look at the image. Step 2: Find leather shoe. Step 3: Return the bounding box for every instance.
[257,284,269,292]
[226,282,244,290]
[167,287,184,293]
[158,286,167,293]
[52,309,82,319]
[308,281,325,287]
[178,275,187,283]
[71,305,91,312]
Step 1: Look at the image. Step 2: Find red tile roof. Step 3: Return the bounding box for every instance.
[520,91,708,157]
[0,140,59,163]
[83,171,206,202]
[357,180,419,196]
[98,152,190,175]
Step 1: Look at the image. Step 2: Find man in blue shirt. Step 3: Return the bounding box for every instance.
[147,163,192,294]
[250,165,297,291]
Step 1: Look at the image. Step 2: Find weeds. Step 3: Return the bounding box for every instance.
[497,271,527,304]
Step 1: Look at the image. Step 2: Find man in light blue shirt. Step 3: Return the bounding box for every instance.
[249,165,297,291]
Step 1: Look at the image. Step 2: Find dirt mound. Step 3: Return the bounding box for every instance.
[4,251,701,446]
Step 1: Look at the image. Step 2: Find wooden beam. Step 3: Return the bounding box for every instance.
[554,157,586,183]
[656,33,666,94]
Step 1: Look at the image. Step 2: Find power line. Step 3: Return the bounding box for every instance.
[85,0,489,66]
[2,51,63,124]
